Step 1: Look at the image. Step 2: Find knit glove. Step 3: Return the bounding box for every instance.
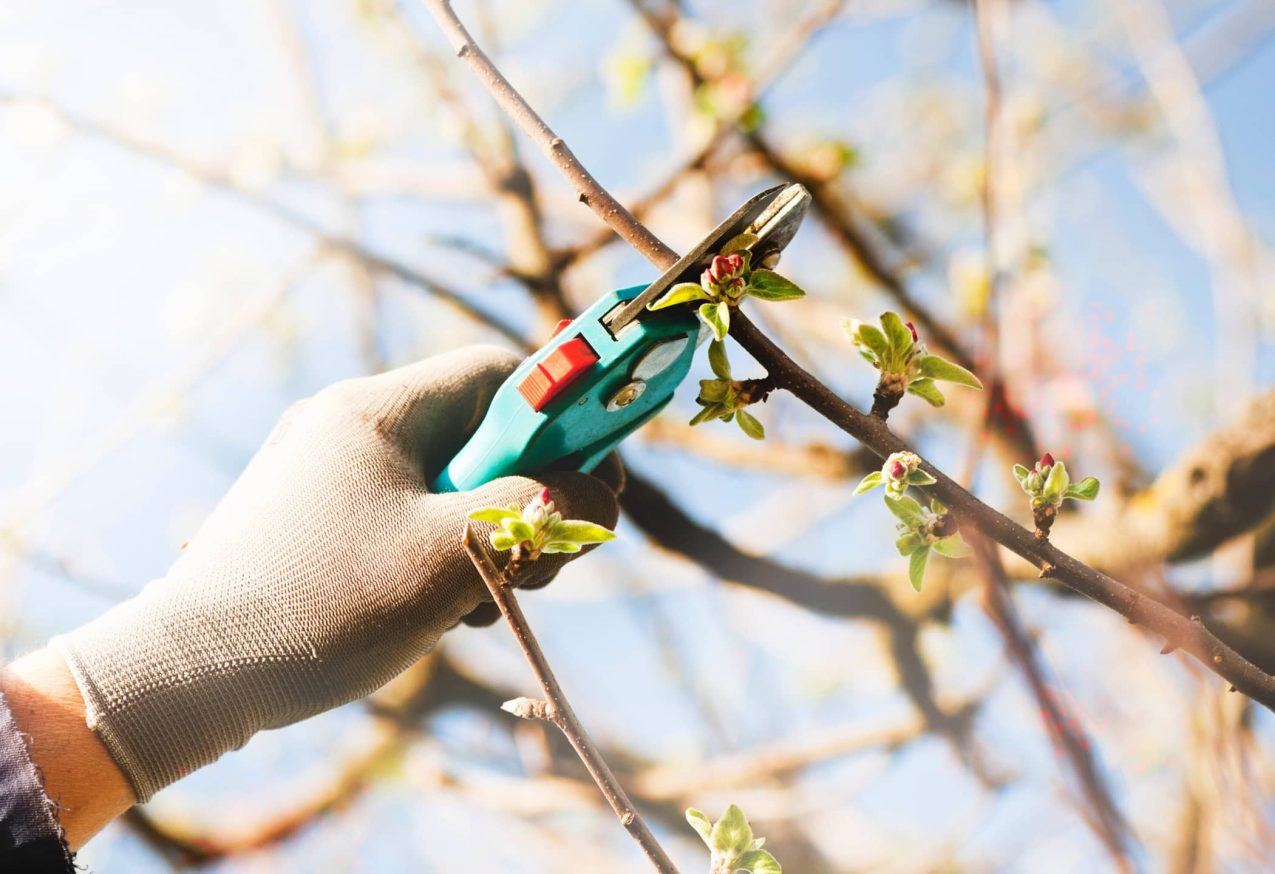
[53,346,619,802]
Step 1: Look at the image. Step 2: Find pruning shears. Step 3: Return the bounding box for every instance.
[434,183,812,492]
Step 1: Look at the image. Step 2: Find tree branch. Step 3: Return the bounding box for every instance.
[424,0,1275,712]
[728,313,1275,710]
[421,0,679,269]
[625,0,1040,463]
[462,525,680,874]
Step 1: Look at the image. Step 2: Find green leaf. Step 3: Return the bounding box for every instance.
[699,379,731,403]
[503,519,536,542]
[711,804,753,857]
[842,318,889,362]
[1065,476,1101,501]
[907,469,937,486]
[541,541,582,554]
[747,269,806,302]
[490,531,518,551]
[700,301,730,341]
[1012,464,1030,484]
[895,532,926,556]
[690,405,721,426]
[918,354,983,389]
[1043,460,1070,503]
[853,471,884,496]
[737,849,783,874]
[905,377,946,407]
[685,809,713,846]
[708,339,732,379]
[468,507,520,524]
[909,547,930,592]
[721,232,759,255]
[880,311,913,359]
[736,408,765,440]
[885,494,928,527]
[932,534,972,558]
[548,520,617,544]
[649,281,712,310]
[930,498,947,515]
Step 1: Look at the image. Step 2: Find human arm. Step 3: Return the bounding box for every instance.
[5,346,618,847]
[0,647,134,850]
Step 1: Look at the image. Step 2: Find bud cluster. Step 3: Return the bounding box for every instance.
[692,339,767,439]
[648,236,806,342]
[703,253,748,300]
[469,488,616,567]
[886,494,971,592]
[1012,452,1101,539]
[854,450,936,498]
[841,311,983,416]
[685,804,781,874]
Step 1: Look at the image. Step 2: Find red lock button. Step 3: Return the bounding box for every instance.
[518,337,599,411]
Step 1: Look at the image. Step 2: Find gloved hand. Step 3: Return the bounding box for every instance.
[52,347,619,802]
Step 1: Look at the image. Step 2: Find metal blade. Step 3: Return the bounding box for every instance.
[602,183,811,334]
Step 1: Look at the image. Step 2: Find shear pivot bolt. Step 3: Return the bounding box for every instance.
[606,380,646,411]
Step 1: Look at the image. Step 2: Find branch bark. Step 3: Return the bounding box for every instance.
[462,525,680,874]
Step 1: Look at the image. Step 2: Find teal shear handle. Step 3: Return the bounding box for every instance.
[434,284,700,492]
[433,183,812,492]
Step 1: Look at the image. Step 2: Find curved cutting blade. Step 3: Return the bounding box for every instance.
[601,182,811,335]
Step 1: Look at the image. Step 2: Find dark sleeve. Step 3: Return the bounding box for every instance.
[0,692,77,872]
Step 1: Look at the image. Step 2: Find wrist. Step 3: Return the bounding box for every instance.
[0,646,135,849]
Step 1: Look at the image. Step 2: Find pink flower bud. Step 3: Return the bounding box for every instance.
[1037,452,1055,472]
[889,460,907,480]
[707,253,744,285]
[905,321,918,342]
[537,487,552,506]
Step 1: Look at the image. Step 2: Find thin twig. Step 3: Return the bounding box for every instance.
[422,0,679,268]
[426,0,1275,713]
[462,525,680,874]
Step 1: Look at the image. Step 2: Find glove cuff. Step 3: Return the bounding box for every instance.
[51,592,262,802]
